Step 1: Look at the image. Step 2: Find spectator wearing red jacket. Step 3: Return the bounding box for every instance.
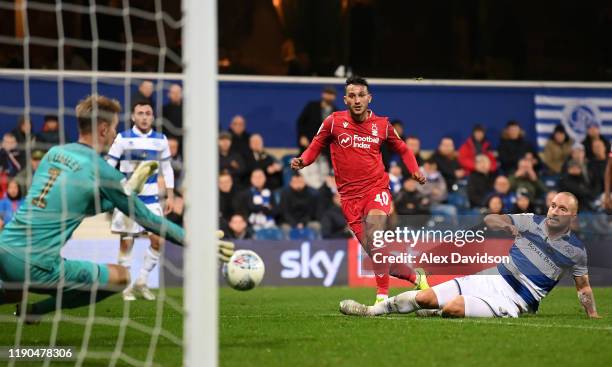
[458,124,497,174]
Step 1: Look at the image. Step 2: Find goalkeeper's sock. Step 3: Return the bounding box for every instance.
[136,247,160,285]
[370,290,421,316]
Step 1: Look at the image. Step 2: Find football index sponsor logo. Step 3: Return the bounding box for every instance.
[338,133,353,148]
[337,133,379,149]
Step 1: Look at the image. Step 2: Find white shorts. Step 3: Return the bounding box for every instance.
[111,203,163,235]
[433,268,530,318]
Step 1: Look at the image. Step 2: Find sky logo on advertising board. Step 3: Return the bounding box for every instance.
[280,242,345,287]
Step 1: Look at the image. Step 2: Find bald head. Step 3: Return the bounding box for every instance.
[546,191,579,232]
[553,192,579,214]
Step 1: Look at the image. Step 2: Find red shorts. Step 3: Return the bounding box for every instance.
[340,187,392,244]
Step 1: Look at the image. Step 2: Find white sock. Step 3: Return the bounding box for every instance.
[370,290,421,315]
[136,247,160,285]
[118,241,134,269]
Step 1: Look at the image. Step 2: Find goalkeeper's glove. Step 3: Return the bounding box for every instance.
[217,230,235,263]
[124,161,159,194]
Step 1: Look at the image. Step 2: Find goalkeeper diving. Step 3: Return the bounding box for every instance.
[0,94,233,322]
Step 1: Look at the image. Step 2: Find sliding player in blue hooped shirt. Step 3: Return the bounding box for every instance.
[340,192,600,319]
[0,94,233,323]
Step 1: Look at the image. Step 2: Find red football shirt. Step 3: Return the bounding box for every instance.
[300,110,419,200]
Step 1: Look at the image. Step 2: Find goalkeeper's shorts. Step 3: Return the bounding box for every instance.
[111,202,163,235]
[0,250,110,296]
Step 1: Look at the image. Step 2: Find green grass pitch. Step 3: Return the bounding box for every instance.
[1,287,611,366]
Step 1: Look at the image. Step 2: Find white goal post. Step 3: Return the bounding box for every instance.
[182,0,218,366]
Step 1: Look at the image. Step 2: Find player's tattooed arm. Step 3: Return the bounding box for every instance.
[575,275,600,318]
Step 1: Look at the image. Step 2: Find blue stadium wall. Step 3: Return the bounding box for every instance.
[1,73,611,149]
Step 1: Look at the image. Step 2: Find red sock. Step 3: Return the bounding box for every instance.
[375,272,389,297]
[370,247,391,296]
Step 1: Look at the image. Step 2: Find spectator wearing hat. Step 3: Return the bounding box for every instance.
[458,124,497,175]
[218,130,246,186]
[498,120,537,174]
[540,124,573,174]
[14,149,45,196]
[36,115,62,147]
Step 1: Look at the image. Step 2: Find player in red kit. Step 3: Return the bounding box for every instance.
[291,76,429,304]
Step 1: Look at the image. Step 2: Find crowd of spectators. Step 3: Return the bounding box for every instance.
[1,84,610,240]
[217,88,612,241]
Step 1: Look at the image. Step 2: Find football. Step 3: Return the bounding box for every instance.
[222,249,265,291]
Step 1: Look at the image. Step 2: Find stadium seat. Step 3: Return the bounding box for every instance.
[254,227,284,240]
[288,227,318,241]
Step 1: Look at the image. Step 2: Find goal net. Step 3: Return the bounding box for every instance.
[0,0,216,366]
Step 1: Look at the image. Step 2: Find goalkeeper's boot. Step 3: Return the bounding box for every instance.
[339,300,373,317]
[133,282,156,301]
[122,286,137,302]
[14,303,41,325]
[415,268,430,290]
[125,162,159,194]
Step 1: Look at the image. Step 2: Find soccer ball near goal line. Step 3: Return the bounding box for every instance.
[222,250,265,291]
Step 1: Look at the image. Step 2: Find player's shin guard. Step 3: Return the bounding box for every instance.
[136,247,160,285]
